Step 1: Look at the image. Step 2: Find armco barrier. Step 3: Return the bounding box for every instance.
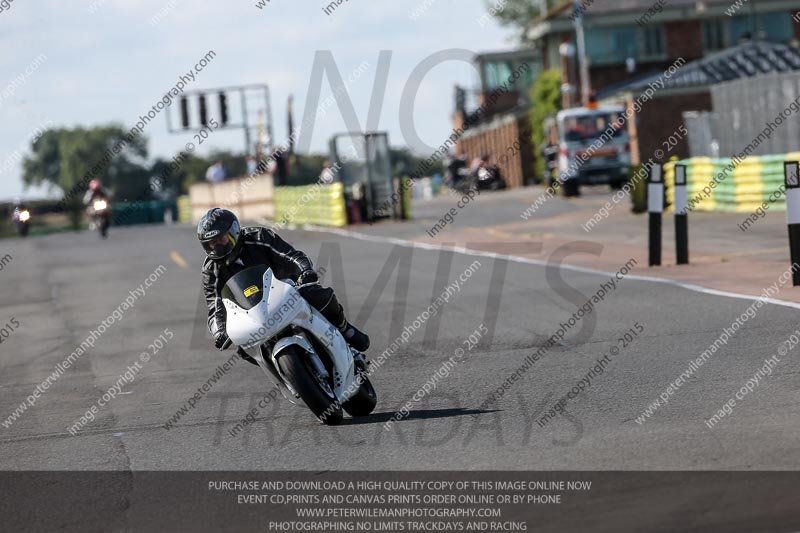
[662,152,800,213]
[273,182,347,227]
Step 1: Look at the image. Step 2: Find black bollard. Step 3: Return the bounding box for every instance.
[674,164,689,265]
[648,162,664,267]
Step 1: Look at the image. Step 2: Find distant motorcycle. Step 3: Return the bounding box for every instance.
[223,265,377,425]
[447,157,473,193]
[12,209,30,237]
[88,199,110,238]
[475,165,507,191]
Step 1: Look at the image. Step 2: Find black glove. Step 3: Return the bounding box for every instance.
[297,269,319,286]
[214,331,232,351]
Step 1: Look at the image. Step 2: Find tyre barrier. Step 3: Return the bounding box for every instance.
[662,153,800,213]
[273,182,347,227]
[177,195,193,224]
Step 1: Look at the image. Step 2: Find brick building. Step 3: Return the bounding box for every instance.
[598,41,800,164]
[453,0,800,186]
[530,0,800,163]
[452,49,539,188]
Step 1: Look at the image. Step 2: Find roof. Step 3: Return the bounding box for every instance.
[596,40,800,99]
[548,0,761,19]
[474,48,539,63]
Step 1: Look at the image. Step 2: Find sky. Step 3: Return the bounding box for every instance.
[0,0,516,201]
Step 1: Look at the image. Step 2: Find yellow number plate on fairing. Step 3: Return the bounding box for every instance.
[243,285,260,298]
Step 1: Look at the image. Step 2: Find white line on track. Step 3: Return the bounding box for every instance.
[264,220,800,312]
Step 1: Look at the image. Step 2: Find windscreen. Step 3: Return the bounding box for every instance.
[561,113,626,142]
[221,265,268,310]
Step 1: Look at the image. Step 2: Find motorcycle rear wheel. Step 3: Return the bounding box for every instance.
[277,346,343,425]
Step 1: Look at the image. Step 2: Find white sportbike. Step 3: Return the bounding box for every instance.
[222,265,377,425]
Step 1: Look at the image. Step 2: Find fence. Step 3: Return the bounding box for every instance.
[684,72,800,158]
[112,199,178,226]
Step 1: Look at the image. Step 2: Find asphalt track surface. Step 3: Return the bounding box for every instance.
[1,222,799,531]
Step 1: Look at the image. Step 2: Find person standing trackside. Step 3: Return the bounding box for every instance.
[206,161,226,183]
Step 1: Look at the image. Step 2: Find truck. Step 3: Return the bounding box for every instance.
[550,105,631,196]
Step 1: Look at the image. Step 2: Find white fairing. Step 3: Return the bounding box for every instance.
[222,269,357,403]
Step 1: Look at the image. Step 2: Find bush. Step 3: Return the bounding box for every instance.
[529,69,562,181]
[629,164,647,213]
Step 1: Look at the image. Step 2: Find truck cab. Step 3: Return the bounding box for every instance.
[555,106,631,191]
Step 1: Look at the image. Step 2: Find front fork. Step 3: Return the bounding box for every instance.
[265,333,333,401]
[352,350,369,374]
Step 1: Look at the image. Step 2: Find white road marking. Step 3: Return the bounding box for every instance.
[264,220,800,312]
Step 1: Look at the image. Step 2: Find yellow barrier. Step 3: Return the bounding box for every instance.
[662,153,798,213]
[177,195,193,224]
[273,182,347,227]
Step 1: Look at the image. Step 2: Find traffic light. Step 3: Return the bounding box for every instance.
[180,97,190,129]
[219,92,228,125]
[198,94,208,126]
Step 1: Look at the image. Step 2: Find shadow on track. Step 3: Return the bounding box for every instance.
[339,407,500,426]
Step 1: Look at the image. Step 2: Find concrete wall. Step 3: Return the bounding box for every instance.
[189,174,275,223]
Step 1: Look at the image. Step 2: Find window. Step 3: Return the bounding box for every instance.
[638,25,666,59]
[514,61,539,90]
[586,26,664,65]
[585,27,637,65]
[560,112,627,142]
[703,19,728,51]
[481,58,539,92]
[730,13,794,43]
[483,61,513,91]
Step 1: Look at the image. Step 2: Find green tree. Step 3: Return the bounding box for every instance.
[529,69,562,179]
[389,147,443,178]
[149,157,188,197]
[23,124,149,227]
[21,129,62,190]
[289,153,327,185]
[179,150,248,192]
[485,0,544,42]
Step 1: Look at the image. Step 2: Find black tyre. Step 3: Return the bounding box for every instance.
[563,179,580,197]
[277,346,343,425]
[342,374,377,417]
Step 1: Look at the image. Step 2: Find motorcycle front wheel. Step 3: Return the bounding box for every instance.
[277,346,343,425]
[342,374,377,417]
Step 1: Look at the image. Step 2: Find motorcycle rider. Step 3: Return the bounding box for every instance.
[83,179,110,206]
[198,208,370,355]
[11,197,26,221]
[11,198,31,237]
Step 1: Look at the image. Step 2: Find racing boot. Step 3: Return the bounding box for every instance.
[340,322,370,353]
